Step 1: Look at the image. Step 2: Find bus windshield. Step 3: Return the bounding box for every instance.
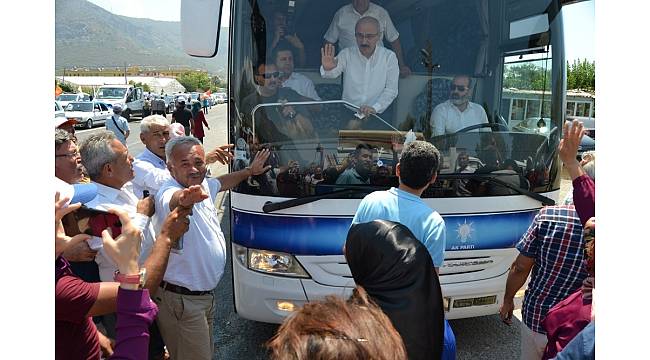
[230,0,561,199]
[96,87,127,99]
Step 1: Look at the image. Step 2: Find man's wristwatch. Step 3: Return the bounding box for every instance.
[114,268,147,289]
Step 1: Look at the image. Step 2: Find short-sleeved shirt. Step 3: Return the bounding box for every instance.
[352,187,446,266]
[517,205,588,334]
[105,114,130,145]
[154,177,227,291]
[56,256,101,360]
[324,3,400,50]
[132,147,171,200]
[431,100,489,136]
[172,108,193,127]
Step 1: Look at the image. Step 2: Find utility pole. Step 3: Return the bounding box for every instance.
[124,62,128,84]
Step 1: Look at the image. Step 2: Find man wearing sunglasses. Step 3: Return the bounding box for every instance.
[241,62,316,165]
[430,75,489,137]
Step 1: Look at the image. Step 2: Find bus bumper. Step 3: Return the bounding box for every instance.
[441,270,508,319]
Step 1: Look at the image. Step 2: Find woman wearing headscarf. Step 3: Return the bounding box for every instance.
[190,100,210,143]
[345,220,455,360]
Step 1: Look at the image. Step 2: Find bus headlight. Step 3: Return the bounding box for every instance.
[248,249,309,278]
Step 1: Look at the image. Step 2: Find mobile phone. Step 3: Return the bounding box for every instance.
[74,205,122,238]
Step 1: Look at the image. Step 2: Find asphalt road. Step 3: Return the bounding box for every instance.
[77,105,572,359]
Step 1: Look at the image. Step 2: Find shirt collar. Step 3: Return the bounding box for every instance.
[390,187,421,201]
[141,147,166,167]
[93,181,128,202]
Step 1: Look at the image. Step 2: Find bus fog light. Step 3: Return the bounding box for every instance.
[248,249,309,278]
[276,301,298,312]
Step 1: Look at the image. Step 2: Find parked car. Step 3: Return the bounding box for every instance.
[214,93,227,104]
[65,101,113,129]
[55,101,65,119]
[57,92,91,108]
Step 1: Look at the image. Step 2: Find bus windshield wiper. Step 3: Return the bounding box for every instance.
[437,173,555,206]
[262,185,387,213]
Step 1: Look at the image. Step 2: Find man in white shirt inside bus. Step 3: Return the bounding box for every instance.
[274,41,321,101]
[324,0,411,77]
[320,16,399,119]
[430,75,489,136]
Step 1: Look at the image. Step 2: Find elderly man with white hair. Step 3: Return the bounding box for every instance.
[321,16,399,118]
[151,136,271,360]
[133,114,236,200]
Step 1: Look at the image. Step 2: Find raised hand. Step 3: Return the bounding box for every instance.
[321,43,338,71]
[55,192,91,258]
[178,185,209,208]
[206,144,235,165]
[285,34,304,50]
[558,120,584,167]
[249,148,272,175]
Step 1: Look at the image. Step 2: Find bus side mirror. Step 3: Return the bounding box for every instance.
[181,0,224,58]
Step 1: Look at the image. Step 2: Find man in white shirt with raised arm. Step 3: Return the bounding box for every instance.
[132,114,235,200]
[152,136,270,360]
[320,16,399,118]
[324,0,411,77]
[430,75,489,136]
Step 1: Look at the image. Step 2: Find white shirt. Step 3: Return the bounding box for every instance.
[430,100,489,136]
[154,177,227,291]
[320,46,399,114]
[132,148,171,199]
[282,72,321,100]
[86,182,155,282]
[324,3,399,50]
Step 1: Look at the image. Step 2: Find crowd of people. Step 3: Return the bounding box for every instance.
[55,106,594,359]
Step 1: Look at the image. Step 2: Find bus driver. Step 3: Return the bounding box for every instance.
[430,75,489,136]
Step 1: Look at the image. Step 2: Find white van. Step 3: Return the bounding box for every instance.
[95,85,144,121]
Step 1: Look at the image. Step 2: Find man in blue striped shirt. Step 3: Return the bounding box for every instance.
[499,205,588,360]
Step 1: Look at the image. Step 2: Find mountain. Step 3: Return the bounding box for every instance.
[55,0,229,75]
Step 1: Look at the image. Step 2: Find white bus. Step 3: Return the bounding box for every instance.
[181,0,571,323]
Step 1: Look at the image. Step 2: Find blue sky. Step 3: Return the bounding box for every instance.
[88,0,594,62]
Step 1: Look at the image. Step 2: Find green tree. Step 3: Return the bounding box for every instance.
[128,80,151,92]
[566,59,595,91]
[56,80,75,93]
[177,71,212,92]
[503,63,551,90]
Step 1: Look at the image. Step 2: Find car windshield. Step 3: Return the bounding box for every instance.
[96,88,127,99]
[66,102,93,112]
[57,94,77,101]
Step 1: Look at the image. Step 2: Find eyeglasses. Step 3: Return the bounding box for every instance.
[55,150,81,159]
[355,32,378,40]
[259,71,281,79]
[451,85,468,92]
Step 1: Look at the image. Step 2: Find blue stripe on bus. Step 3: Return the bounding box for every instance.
[232,210,538,255]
